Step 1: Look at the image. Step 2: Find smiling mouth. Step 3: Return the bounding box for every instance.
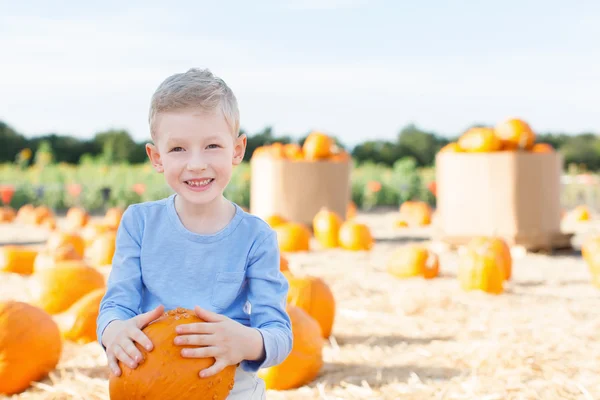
[185,178,214,187]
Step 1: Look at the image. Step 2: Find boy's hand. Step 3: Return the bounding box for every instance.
[174,305,265,378]
[102,305,165,377]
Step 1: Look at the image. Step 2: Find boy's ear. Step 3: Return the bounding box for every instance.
[146,143,164,173]
[232,133,247,165]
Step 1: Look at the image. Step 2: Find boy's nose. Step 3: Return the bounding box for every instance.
[186,161,208,171]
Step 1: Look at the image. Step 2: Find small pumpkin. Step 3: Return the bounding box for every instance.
[286,275,336,338]
[86,231,117,267]
[0,207,16,223]
[30,262,106,314]
[31,206,54,225]
[531,143,554,153]
[15,204,35,223]
[109,307,236,400]
[467,236,512,280]
[0,246,38,275]
[458,127,501,152]
[439,142,463,153]
[33,244,83,272]
[274,223,311,252]
[81,222,112,248]
[65,207,89,231]
[458,242,505,294]
[302,131,334,160]
[258,305,323,390]
[283,143,304,160]
[339,221,373,251]
[0,301,62,395]
[312,208,342,249]
[494,118,535,150]
[399,201,432,226]
[280,254,290,273]
[54,288,105,344]
[104,207,124,230]
[387,245,439,279]
[264,214,288,228]
[46,231,86,258]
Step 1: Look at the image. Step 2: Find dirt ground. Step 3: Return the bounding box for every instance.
[1,211,599,400]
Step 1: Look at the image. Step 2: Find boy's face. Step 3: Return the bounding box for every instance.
[146,109,246,207]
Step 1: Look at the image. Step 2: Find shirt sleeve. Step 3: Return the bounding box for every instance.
[240,230,293,372]
[96,205,145,348]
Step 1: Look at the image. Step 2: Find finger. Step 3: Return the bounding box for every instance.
[121,339,144,364]
[174,334,214,347]
[107,353,121,376]
[176,322,215,335]
[181,346,220,359]
[114,344,137,369]
[133,304,165,330]
[200,359,228,378]
[129,327,154,351]
[194,305,224,322]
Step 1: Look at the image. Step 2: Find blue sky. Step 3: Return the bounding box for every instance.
[1,0,599,147]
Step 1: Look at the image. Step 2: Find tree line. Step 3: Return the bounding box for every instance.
[1,120,598,169]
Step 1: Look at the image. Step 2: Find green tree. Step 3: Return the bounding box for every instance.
[93,129,138,163]
[0,121,28,163]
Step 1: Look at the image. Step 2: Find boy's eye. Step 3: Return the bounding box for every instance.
[170,147,184,152]
[207,144,221,149]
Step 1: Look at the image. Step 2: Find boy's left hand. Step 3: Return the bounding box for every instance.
[174,305,264,378]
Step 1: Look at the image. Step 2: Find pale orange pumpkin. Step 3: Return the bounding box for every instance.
[494,118,535,150]
[283,143,304,160]
[439,142,463,153]
[531,143,554,153]
[15,204,35,223]
[387,245,439,279]
[109,307,236,400]
[274,223,311,252]
[104,207,124,230]
[330,150,350,162]
[458,127,501,152]
[258,305,323,390]
[458,242,505,294]
[399,201,432,226]
[30,262,106,314]
[86,231,117,266]
[31,206,54,225]
[65,207,89,231]
[264,214,288,228]
[46,231,85,258]
[302,131,334,160]
[81,222,112,248]
[339,221,373,251]
[0,246,38,275]
[286,275,336,338]
[54,288,105,344]
[0,207,16,223]
[467,236,512,280]
[0,301,62,395]
[33,244,83,272]
[312,208,342,249]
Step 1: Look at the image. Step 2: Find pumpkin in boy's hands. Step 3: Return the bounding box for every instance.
[109,307,236,400]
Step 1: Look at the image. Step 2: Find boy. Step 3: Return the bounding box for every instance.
[97,68,293,399]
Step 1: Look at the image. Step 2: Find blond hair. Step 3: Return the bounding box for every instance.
[148,68,240,139]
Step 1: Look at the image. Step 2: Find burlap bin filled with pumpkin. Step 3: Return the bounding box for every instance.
[434,118,570,251]
[250,132,351,227]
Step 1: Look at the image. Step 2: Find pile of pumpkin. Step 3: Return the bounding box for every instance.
[440,117,554,153]
[252,131,350,162]
[0,204,56,229]
[265,207,373,252]
[387,236,512,294]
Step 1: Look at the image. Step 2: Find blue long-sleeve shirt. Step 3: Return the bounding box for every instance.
[96,194,292,372]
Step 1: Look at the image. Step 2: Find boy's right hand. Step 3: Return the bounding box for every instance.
[102,305,165,376]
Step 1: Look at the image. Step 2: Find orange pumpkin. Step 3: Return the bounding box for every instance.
[274,223,311,252]
[467,236,512,280]
[458,127,501,152]
[109,307,236,400]
[330,150,350,162]
[439,142,463,153]
[268,143,286,159]
[531,143,554,153]
[458,243,505,294]
[302,131,334,160]
[32,206,54,225]
[283,143,304,160]
[86,231,117,266]
[0,301,62,395]
[0,246,38,275]
[280,254,290,273]
[15,204,35,223]
[33,244,83,272]
[54,288,105,344]
[312,208,342,249]
[0,207,16,223]
[494,118,535,150]
[81,222,112,248]
[387,245,439,279]
[30,263,106,314]
[264,214,288,228]
[258,305,323,390]
[46,231,85,258]
[104,207,124,230]
[65,207,89,231]
[338,221,373,251]
[399,201,432,226]
[286,275,336,338]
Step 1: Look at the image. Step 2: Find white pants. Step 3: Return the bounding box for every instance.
[227,366,266,399]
